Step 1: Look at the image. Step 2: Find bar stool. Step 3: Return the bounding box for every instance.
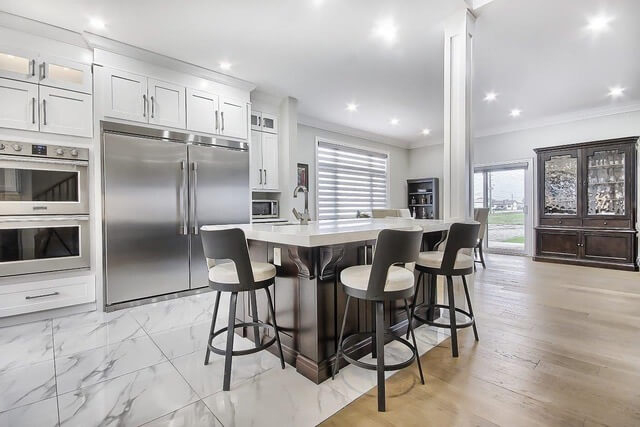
[473,208,489,270]
[332,227,424,412]
[201,227,285,391]
[407,222,480,357]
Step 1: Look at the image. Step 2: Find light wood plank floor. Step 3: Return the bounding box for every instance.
[322,254,640,427]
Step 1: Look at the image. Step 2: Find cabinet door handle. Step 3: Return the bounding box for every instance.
[150,96,155,118]
[26,291,59,300]
[40,62,46,80]
[42,99,47,125]
[215,110,219,131]
[259,168,262,184]
[263,169,267,185]
[143,94,147,117]
[30,59,36,77]
[221,111,225,132]
[32,97,36,124]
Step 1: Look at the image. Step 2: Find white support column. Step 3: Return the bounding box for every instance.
[443,8,475,220]
[278,96,298,221]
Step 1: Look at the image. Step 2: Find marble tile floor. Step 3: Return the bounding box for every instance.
[0,292,450,426]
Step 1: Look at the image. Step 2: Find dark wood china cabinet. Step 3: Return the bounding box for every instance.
[534,137,638,271]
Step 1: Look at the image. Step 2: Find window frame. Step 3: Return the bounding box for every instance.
[314,136,391,221]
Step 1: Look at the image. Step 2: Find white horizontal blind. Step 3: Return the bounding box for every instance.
[317,140,388,220]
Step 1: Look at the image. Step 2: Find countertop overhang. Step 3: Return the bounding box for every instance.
[202,217,476,247]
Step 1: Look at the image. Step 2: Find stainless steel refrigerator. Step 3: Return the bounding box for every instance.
[101,122,250,307]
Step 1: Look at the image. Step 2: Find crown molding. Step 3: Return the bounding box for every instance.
[83,32,256,92]
[0,11,88,48]
[475,102,640,138]
[408,137,444,149]
[297,114,411,149]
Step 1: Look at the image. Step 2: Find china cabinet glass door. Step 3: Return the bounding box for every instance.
[585,147,627,216]
[543,151,579,216]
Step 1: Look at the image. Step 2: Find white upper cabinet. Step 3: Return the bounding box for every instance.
[250,111,262,132]
[148,78,186,129]
[261,132,279,190]
[39,86,92,137]
[219,97,247,140]
[0,46,38,83]
[186,88,219,134]
[39,55,92,94]
[251,110,278,134]
[260,113,278,134]
[104,68,148,123]
[0,78,38,131]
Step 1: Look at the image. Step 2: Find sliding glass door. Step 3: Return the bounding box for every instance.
[474,164,529,255]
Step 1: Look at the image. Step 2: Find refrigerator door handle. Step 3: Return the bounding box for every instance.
[180,160,188,235]
[191,161,199,234]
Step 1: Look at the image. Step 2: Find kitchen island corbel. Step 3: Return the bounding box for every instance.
[203,218,468,383]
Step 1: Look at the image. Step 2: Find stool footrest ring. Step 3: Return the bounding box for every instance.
[412,303,475,329]
[208,321,277,356]
[340,332,418,372]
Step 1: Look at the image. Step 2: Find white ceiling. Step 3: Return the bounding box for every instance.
[0,0,638,147]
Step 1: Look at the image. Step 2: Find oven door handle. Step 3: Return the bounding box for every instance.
[0,155,88,167]
[0,215,89,223]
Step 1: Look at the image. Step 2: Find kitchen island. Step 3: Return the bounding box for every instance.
[202,218,470,383]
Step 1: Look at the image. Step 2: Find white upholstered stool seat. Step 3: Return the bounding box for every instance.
[416,251,474,270]
[209,261,276,284]
[340,265,415,299]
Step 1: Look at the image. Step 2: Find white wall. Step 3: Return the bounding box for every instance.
[296,124,410,218]
[408,144,445,213]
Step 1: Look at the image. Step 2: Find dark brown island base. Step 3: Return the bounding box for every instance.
[204,218,471,383]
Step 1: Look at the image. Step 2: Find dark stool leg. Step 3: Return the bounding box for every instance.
[478,239,486,268]
[332,296,351,379]
[371,301,377,359]
[375,301,386,412]
[404,299,425,385]
[461,275,479,341]
[446,276,458,357]
[249,290,261,347]
[265,287,285,369]
[204,290,221,365]
[223,292,238,391]
[406,271,423,340]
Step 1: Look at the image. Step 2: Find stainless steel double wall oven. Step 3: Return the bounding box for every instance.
[101,122,250,309]
[0,141,90,276]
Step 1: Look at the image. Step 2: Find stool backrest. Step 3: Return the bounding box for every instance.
[474,208,489,241]
[200,228,254,286]
[366,227,423,299]
[441,222,480,273]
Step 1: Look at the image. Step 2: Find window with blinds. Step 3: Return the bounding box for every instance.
[316,140,389,220]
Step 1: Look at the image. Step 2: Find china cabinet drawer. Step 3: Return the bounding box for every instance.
[540,218,581,227]
[582,219,630,229]
[0,275,95,317]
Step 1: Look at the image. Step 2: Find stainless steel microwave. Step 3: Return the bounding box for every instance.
[252,199,278,218]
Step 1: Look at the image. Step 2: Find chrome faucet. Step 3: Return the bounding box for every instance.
[292,185,311,225]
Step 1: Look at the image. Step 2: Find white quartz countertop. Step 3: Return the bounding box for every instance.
[202,217,476,247]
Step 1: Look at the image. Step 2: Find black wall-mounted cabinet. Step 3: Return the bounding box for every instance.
[407,178,439,219]
[534,137,638,271]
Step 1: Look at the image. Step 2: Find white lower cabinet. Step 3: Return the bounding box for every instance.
[0,78,38,131]
[40,86,93,137]
[186,88,218,134]
[219,97,248,140]
[0,275,95,318]
[251,130,279,191]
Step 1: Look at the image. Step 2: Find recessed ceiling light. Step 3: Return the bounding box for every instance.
[346,102,358,112]
[509,109,522,118]
[89,17,106,30]
[219,61,232,71]
[484,92,498,102]
[586,14,613,33]
[607,86,625,98]
[421,128,431,136]
[390,118,399,126]
[372,18,398,45]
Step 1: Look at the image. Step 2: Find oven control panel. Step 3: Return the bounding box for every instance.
[0,141,89,161]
